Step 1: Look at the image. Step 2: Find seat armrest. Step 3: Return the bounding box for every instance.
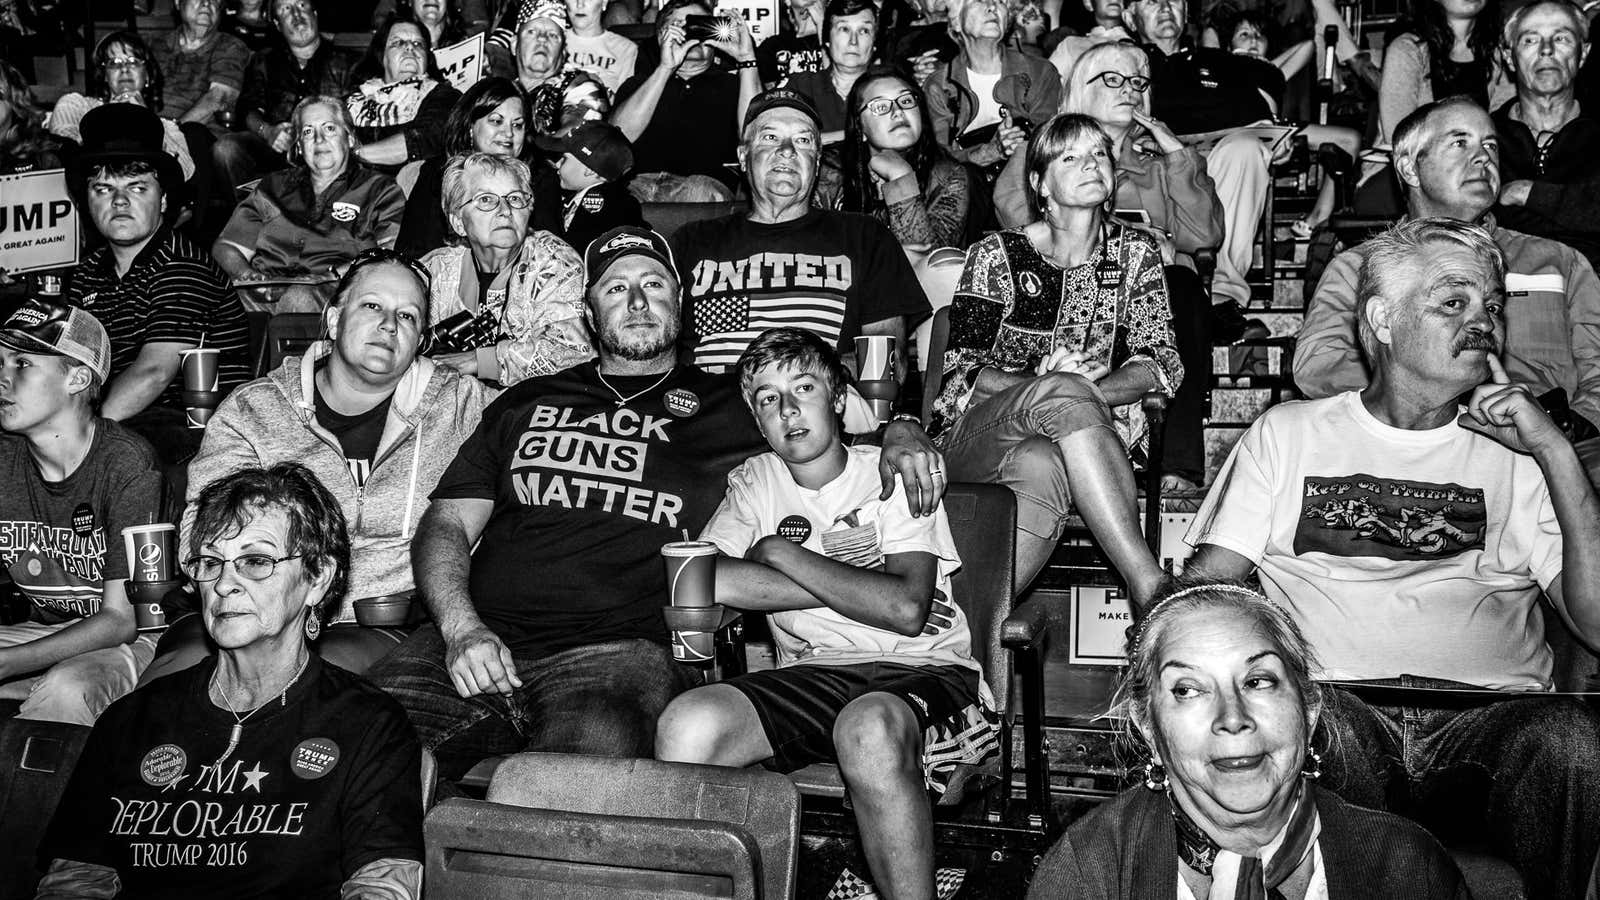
[1001,594,1052,649]
[425,798,761,886]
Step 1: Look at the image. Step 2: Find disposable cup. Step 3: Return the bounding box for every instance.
[123,523,178,583]
[855,335,897,382]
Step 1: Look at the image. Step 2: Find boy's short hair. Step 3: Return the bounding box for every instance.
[736,327,851,404]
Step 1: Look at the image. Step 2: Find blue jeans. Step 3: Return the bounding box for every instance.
[366,624,699,780]
[1319,677,1600,899]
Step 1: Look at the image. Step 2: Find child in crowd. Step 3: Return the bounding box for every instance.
[656,327,998,900]
[535,121,646,253]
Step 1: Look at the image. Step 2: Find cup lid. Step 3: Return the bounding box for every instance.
[660,541,718,556]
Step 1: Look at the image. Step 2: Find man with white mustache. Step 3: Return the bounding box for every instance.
[1298,96,1600,487]
[1189,215,1600,900]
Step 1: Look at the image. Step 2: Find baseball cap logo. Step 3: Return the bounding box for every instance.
[600,233,652,253]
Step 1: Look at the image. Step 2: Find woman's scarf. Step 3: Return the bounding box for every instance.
[348,77,439,130]
[1170,783,1321,900]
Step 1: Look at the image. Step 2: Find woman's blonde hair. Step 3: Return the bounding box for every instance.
[1023,112,1115,217]
[1063,41,1150,116]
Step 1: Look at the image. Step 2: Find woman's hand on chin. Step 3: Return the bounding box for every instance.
[868,148,915,181]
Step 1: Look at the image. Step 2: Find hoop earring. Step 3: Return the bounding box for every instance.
[304,612,322,642]
[1302,746,1322,781]
[1143,760,1167,791]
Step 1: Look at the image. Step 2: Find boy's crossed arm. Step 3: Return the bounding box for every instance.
[715,538,953,637]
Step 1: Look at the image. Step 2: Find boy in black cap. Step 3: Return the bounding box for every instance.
[0,298,165,724]
[536,121,647,253]
[64,103,251,466]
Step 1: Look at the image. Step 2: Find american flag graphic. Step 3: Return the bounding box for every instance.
[690,291,848,372]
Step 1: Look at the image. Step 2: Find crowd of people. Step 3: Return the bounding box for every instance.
[2,0,1600,896]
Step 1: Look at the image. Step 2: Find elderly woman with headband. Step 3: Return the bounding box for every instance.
[1027,579,1469,899]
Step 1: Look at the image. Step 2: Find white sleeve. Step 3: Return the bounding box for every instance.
[696,462,768,558]
[876,479,961,574]
[1184,418,1278,564]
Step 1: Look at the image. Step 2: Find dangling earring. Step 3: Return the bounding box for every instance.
[1302,746,1322,781]
[1143,760,1167,791]
[304,611,322,642]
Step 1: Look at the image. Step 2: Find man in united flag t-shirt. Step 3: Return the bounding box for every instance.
[670,87,930,381]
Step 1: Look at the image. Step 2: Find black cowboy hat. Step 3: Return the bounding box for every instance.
[69,103,184,192]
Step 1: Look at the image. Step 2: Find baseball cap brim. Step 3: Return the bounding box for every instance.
[0,329,64,358]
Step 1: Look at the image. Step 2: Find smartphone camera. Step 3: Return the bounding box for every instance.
[683,14,727,42]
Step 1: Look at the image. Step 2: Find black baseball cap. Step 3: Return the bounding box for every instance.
[742,86,822,132]
[583,226,678,291]
[533,122,635,182]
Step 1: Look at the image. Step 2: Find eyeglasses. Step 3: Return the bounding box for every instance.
[104,57,145,70]
[459,190,534,212]
[182,553,303,582]
[387,38,427,52]
[860,92,918,117]
[1089,71,1151,92]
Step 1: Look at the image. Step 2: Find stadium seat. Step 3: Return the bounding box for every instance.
[0,718,92,899]
[425,752,800,899]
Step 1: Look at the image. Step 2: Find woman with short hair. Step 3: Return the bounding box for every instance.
[781,0,879,141]
[419,152,592,385]
[932,114,1179,603]
[348,15,463,173]
[214,95,406,311]
[921,0,1060,169]
[37,462,424,900]
[1027,579,1470,899]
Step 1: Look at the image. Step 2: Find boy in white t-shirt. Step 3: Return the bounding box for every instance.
[565,0,639,95]
[656,327,997,900]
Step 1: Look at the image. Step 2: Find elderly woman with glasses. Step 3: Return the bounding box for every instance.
[214,95,407,312]
[418,152,592,385]
[1027,579,1468,899]
[922,0,1060,169]
[37,463,424,900]
[45,31,197,181]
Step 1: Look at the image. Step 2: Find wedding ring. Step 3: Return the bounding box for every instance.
[929,467,945,479]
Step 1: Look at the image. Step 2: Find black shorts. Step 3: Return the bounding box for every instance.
[724,660,999,795]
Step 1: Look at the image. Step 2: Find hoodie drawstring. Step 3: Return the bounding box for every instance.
[402,419,422,541]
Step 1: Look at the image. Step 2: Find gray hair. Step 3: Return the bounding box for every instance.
[289,94,359,166]
[1064,41,1149,116]
[1503,0,1588,60]
[440,152,535,220]
[1111,576,1323,750]
[945,0,1010,41]
[1390,95,1489,197]
[1354,216,1506,361]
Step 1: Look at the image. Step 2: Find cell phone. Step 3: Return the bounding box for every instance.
[683,14,724,42]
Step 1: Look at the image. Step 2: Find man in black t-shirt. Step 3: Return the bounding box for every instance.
[1124,0,1278,309]
[367,226,948,780]
[672,88,932,382]
[757,0,827,84]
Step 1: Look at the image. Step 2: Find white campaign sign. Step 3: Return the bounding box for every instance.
[719,0,780,43]
[435,34,486,93]
[0,169,79,275]
[1069,587,1135,666]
